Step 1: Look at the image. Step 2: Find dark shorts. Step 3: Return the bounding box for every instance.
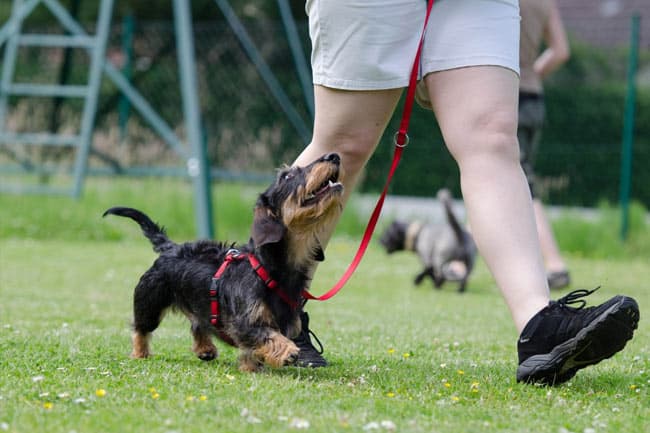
[517,92,545,197]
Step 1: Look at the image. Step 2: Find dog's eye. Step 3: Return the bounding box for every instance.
[282,172,294,181]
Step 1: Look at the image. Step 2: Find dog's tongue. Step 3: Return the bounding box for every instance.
[315,181,331,197]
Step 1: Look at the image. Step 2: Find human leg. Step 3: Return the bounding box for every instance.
[533,199,569,275]
[425,66,549,332]
[425,67,638,384]
[293,85,402,247]
[292,86,402,366]
[517,96,569,287]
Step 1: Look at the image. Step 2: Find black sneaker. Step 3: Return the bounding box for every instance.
[293,312,328,368]
[516,288,639,385]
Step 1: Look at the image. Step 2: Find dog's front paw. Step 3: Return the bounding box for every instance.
[239,350,263,372]
[192,339,218,361]
[197,349,218,361]
[254,333,299,368]
[283,347,299,366]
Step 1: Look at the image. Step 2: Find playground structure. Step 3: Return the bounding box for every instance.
[0,0,313,238]
[0,2,646,241]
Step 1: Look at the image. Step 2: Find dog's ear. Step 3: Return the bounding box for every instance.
[251,206,286,247]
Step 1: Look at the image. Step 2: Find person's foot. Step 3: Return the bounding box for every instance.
[547,270,571,290]
[292,312,328,367]
[517,288,639,385]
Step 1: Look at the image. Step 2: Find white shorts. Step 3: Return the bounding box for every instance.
[306,0,520,106]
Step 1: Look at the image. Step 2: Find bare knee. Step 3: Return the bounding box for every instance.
[447,110,519,167]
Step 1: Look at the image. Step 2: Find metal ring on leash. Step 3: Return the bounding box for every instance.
[394,131,409,148]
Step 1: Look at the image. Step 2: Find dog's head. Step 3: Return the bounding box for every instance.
[379,220,409,253]
[251,153,344,265]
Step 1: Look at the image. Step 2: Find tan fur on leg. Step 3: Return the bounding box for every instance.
[239,350,263,372]
[131,332,151,358]
[192,332,218,361]
[253,331,299,368]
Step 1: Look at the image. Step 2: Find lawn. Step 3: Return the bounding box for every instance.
[0,179,648,433]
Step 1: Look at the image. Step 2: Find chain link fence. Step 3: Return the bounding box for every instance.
[1,2,649,208]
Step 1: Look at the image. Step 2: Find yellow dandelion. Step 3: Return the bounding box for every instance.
[387,348,395,354]
[95,389,106,398]
[451,396,460,402]
[629,385,637,391]
[402,352,411,358]
[386,392,395,398]
[199,395,208,401]
[457,370,465,375]
[444,382,451,388]
[43,402,53,410]
[470,382,480,393]
[151,393,160,400]
[186,396,195,401]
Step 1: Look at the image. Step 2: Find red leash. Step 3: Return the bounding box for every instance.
[303,0,435,302]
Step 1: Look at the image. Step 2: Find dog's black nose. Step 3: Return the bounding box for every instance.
[323,153,340,163]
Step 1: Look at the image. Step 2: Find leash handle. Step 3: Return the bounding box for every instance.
[303,0,435,302]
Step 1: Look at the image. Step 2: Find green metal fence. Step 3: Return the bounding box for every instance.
[1,3,649,212]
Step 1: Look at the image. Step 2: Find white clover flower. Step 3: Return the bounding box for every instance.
[289,418,310,429]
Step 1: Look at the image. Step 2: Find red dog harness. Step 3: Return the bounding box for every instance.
[209,249,298,328]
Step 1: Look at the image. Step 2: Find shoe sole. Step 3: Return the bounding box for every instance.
[517,296,639,385]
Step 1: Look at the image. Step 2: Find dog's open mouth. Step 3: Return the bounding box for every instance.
[302,171,342,206]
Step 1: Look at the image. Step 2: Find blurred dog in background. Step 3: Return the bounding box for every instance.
[380,189,476,292]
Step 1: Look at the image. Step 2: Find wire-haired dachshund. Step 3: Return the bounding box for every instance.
[104,153,343,372]
[380,189,476,292]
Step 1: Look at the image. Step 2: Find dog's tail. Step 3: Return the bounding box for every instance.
[437,189,466,246]
[103,207,174,253]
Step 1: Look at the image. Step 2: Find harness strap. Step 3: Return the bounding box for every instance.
[210,249,298,328]
[248,254,299,309]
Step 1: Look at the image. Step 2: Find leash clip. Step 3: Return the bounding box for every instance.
[225,248,244,260]
[394,131,409,148]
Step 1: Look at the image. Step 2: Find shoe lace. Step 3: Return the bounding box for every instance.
[306,329,324,354]
[556,287,600,309]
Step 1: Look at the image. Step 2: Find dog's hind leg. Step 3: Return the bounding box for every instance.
[433,272,445,289]
[131,332,152,359]
[131,274,173,358]
[414,267,432,286]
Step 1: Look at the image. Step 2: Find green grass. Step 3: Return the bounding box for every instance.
[1,178,649,432]
[0,177,366,243]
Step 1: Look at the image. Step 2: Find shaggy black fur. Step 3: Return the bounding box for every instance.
[104,153,343,372]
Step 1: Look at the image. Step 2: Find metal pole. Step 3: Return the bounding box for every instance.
[213,0,311,144]
[619,13,640,241]
[173,0,214,239]
[277,0,314,119]
[118,13,134,143]
[0,0,25,132]
[71,0,113,197]
[41,0,189,158]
